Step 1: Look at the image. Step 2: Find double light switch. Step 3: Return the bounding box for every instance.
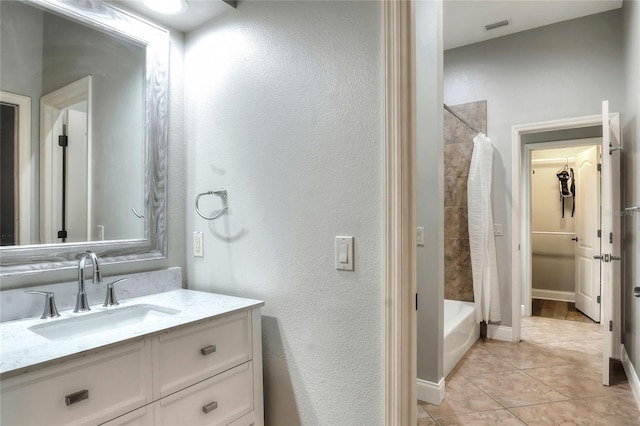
[335,236,354,271]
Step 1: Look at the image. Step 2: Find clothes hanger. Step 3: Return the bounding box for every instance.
[557,158,569,173]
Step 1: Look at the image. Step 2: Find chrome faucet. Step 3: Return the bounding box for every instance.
[74,251,102,312]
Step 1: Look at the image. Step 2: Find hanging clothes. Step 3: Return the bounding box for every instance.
[556,167,575,218]
[467,133,501,323]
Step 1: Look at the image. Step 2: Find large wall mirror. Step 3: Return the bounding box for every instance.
[0,0,168,275]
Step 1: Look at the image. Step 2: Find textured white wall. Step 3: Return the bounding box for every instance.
[185,1,383,424]
[622,0,640,375]
[444,10,625,327]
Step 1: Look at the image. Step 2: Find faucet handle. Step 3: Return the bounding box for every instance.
[25,291,61,319]
[103,278,128,307]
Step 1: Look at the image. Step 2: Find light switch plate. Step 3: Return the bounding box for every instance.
[417,227,425,246]
[193,232,204,257]
[335,236,354,271]
[494,224,503,236]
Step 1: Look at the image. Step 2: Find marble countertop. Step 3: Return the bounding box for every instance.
[0,289,264,379]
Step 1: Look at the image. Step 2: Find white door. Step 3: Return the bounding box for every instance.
[600,100,622,386]
[48,107,88,243]
[574,145,601,322]
[66,106,88,242]
[40,77,91,243]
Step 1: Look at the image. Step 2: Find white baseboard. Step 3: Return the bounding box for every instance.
[417,377,445,405]
[621,344,640,411]
[487,325,513,342]
[531,289,575,303]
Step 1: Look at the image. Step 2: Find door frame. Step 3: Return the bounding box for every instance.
[0,91,31,245]
[40,76,92,244]
[384,0,416,424]
[512,113,620,352]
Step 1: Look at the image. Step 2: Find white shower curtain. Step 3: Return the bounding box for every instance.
[467,133,501,323]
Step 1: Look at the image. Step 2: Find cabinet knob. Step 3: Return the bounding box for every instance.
[200,345,216,356]
[65,389,89,406]
[202,401,218,414]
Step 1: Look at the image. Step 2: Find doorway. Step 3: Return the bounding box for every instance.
[511,102,622,386]
[530,143,602,323]
[40,76,92,244]
[0,91,31,245]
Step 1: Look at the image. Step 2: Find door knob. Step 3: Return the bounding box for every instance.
[634,287,640,298]
[593,255,604,260]
[610,255,621,261]
[571,237,578,241]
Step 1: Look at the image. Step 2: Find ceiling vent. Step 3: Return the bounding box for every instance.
[485,19,510,31]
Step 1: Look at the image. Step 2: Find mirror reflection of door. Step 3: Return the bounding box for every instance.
[1,103,18,246]
[40,76,91,244]
[52,103,88,243]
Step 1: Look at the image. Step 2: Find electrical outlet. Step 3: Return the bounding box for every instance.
[193,232,204,257]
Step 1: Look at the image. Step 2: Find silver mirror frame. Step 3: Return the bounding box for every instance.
[0,0,168,276]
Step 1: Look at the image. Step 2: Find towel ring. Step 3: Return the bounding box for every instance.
[131,207,144,219]
[195,189,228,220]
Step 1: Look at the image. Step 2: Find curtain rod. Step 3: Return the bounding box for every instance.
[443,103,482,135]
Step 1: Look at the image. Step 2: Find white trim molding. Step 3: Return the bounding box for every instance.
[531,289,576,303]
[621,345,640,411]
[416,378,445,406]
[384,1,416,425]
[487,325,513,342]
[512,113,612,344]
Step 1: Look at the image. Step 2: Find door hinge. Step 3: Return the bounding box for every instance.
[597,163,602,172]
[415,293,418,311]
[609,320,613,332]
[597,295,601,304]
[610,232,613,244]
[597,229,601,238]
[57,230,67,239]
[58,135,68,147]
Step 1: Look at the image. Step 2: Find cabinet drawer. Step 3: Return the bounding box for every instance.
[1,341,152,426]
[154,361,253,426]
[99,405,153,426]
[154,311,251,398]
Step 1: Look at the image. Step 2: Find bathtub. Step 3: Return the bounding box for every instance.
[444,299,479,377]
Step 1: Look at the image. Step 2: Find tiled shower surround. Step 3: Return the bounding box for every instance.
[443,101,487,302]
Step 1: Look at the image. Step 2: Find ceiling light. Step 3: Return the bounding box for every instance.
[485,19,509,31]
[143,0,189,15]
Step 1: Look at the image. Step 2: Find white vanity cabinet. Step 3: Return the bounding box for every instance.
[151,309,263,426]
[0,340,152,426]
[0,297,263,426]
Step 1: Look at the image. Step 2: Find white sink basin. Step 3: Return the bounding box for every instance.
[28,304,180,341]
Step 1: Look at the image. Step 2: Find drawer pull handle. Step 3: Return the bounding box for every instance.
[65,389,89,406]
[200,345,216,356]
[202,401,218,414]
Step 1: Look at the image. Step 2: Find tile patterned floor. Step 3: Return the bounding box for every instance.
[417,316,640,425]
